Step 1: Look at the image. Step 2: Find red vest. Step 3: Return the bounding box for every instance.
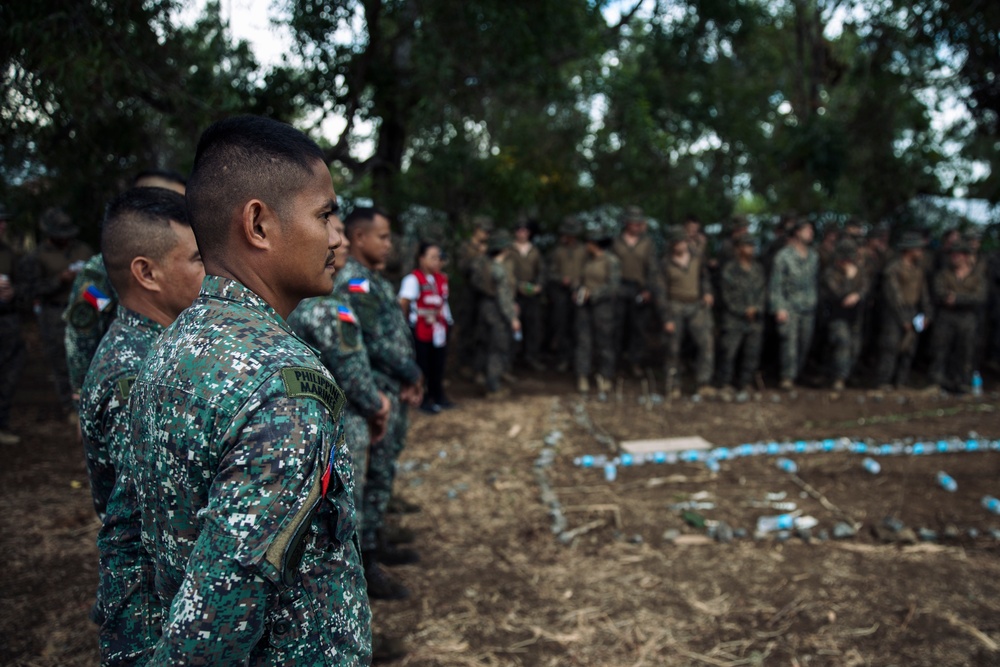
[413,269,449,343]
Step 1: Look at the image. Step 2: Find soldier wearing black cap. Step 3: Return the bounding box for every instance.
[29,207,93,417]
[822,240,869,391]
[874,231,932,390]
[0,205,26,444]
[546,216,587,372]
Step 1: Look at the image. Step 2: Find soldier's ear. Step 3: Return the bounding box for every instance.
[239,199,279,251]
[130,256,160,293]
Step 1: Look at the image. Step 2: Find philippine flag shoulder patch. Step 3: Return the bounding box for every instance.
[347,278,370,294]
[83,284,113,312]
[337,304,357,324]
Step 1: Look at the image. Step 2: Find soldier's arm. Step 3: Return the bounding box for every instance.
[719,263,742,316]
[768,253,788,313]
[953,274,988,307]
[652,259,672,322]
[149,393,362,666]
[349,292,422,385]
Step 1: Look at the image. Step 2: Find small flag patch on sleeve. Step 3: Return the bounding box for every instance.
[83,285,112,312]
[347,278,370,293]
[337,305,357,324]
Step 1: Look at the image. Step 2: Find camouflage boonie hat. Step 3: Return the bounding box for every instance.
[620,205,645,225]
[40,208,78,239]
[559,216,581,236]
[488,229,512,253]
[833,239,858,262]
[896,231,925,250]
[664,225,687,246]
[471,215,495,233]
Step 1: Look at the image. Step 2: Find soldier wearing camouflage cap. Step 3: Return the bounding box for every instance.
[472,229,520,396]
[768,217,819,390]
[28,207,93,417]
[611,205,657,377]
[821,240,869,391]
[718,234,766,395]
[575,227,620,397]
[929,236,987,393]
[127,115,371,664]
[546,216,587,372]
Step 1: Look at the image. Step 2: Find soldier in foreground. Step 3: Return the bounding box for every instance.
[127,115,371,664]
[79,187,203,664]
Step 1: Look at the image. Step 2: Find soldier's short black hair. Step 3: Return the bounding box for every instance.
[186,115,325,255]
[101,187,191,295]
[133,168,187,189]
[344,205,390,241]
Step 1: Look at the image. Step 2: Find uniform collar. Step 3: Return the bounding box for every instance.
[115,304,165,335]
[200,274,290,332]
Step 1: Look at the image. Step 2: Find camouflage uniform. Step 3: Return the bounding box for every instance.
[718,259,766,389]
[546,241,586,370]
[80,306,163,665]
[473,256,517,392]
[654,251,714,388]
[507,242,545,366]
[930,262,987,390]
[287,295,383,551]
[334,257,420,552]
[128,276,371,665]
[31,237,93,409]
[64,253,118,397]
[0,238,26,435]
[875,256,932,387]
[575,252,621,381]
[611,234,657,368]
[769,245,819,382]
[821,261,869,383]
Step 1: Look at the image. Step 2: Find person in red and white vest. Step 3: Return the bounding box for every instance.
[398,242,453,413]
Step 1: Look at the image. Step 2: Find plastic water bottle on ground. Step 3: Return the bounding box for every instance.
[972,371,983,397]
[861,457,881,475]
[937,471,957,493]
[775,458,798,474]
[982,496,1000,515]
[756,513,796,533]
[603,462,617,482]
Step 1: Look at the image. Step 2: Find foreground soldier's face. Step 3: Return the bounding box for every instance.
[272,158,342,300]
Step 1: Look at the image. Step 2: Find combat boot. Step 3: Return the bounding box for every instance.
[387,495,422,514]
[0,430,20,445]
[363,554,411,600]
[577,375,590,393]
[372,632,408,663]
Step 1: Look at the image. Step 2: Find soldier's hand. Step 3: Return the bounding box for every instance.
[702,294,714,308]
[945,293,956,306]
[512,318,522,333]
[775,309,789,324]
[663,321,676,334]
[842,293,861,308]
[745,307,757,321]
[639,290,651,304]
[369,414,389,443]
[375,392,391,419]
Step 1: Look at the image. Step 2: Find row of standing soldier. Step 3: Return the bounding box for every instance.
[452,207,992,401]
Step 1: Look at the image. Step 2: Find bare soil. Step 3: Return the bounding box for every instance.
[3,326,1000,666]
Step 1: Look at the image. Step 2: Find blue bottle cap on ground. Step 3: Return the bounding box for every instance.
[620,453,634,466]
[653,451,666,463]
[937,440,948,452]
[766,442,779,455]
[822,439,835,451]
[580,455,594,467]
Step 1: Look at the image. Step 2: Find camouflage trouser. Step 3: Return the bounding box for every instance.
[777,309,815,381]
[545,282,575,366]
[361,392,408,552]
[476,298,511,392]
[575,299,616,379]
[516,293,543,364]
[342,408,370,543]
[98,546,162,665]
[663,301,714,387]
[930,309,978,390]
[875,314,918,387]
[718,316,763,389]
[39,304,73,410]
[615,281,652,367]
[828,318,862,382]
[0,314,26,429]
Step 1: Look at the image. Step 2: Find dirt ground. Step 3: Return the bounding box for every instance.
[3,326,1000,666]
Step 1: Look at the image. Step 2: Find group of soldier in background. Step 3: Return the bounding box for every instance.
[452,206,995,402]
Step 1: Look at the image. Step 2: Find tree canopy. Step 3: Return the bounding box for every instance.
[1,0,995,241]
